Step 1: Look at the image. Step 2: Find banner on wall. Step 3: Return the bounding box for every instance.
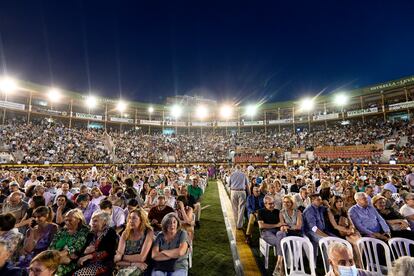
[217,121,238,127]
[165,121,186,127]
[243,120,264,126]
[268,118,293,124]
[75,113,103,120]
[388,100,414,111]
[0,101,25,111]
[312,113,339,121]
[110,117,134,123]
[191,122,213,127]
[346,107,378,117]
[140,120,162,126]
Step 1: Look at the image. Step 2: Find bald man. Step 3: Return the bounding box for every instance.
[2,191,28,222]
[326,242,376,276]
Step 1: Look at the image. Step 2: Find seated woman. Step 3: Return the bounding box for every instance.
[90,187,106,206]
[52,194,76,227]
[73,211,118,276]
[143,188,158,211]
[372,195,414,240]
[108,187,126,209]
[274,195,303,275]
[15,195,45,230]
[175,195,194,242]
[0,213,23,261]
[380,189,399,211]
[151,213,189,276]
[326,195,362,268]
[115,208,154,276]
[29,250,62,276]
[49,209,90,276]
[342,187,356,210]
[20,206,58,268]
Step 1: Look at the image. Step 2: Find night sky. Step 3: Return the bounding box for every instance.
[0,0,414,104]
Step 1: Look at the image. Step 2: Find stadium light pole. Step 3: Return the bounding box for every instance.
[300,98,314,132]
[220,104,233,135]
[148,106,154,134]
[47,88,62,112]
[0,76,18,125]
[334,93,348,120]
[196,105,208,136]
[246,104,258,133]
[171,105,182,134]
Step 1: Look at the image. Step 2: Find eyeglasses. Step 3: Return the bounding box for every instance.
[265,202,275,206]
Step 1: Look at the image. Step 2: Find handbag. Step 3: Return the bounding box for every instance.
[153,258,178,272]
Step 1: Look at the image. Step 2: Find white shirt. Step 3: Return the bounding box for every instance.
[91,196,106,206]
[25,179,40,188]
[400,204,414,217]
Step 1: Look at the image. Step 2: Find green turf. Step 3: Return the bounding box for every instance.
[190,180,235,276]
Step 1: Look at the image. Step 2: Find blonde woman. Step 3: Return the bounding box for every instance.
[275,195,303,275]
[115,208,154,275]
[29,250,62,276]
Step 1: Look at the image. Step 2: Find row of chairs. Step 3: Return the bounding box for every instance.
[260,236,414,276]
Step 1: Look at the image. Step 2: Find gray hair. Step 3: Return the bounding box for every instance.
[161,212,181,233]
[390,256,414,276]
[91,210,111,227]
[354,192,366,201]
[328,242,352,259]
[263,194,275,204]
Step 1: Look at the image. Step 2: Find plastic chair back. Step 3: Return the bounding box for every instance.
[319,237,353,274]
[357,237,392,275]
[388,237,414,260]
[281,236,316,276]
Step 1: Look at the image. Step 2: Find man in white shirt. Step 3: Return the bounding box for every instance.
[400,193,414,230]
[24,174,40,189]
[53,182,74,204]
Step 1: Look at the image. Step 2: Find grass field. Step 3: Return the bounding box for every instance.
[190,181,235,276]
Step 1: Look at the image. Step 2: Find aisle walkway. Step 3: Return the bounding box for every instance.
[217,180,262,276]
[190,181,235,276]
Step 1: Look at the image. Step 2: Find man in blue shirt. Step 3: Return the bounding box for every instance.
[302,194,335,257]
[245,186,264,244]
[383,176,399,194]
[349,192,391,241]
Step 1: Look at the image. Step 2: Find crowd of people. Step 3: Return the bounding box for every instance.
[0,166,206,276]
[0,118,413,165]
[223,164,414,275]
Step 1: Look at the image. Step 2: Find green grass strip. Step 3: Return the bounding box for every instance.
[190,180,235,276]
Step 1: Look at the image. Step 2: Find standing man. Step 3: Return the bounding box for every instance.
[229,165,248,230]
[405,168,414,191]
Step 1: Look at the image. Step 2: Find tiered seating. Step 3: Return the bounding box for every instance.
[314,144,383,159]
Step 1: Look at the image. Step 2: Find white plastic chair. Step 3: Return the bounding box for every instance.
[319,237,353,274]
[281,236,316,276]
[259,238,277,269]
[388,237,414,260]
[357,237,392,275]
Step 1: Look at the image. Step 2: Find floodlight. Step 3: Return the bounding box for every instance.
[334,93,348,106]
[0,76,17,94]
[148,106,154,113]
[171,105,182,118]
[220,105,233,119]
[245,104,258,117]
[117,100,127,113]
[86,95,97,109]
[196,105,208,119]
[299,98,314,112]
[48,88,62,103]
